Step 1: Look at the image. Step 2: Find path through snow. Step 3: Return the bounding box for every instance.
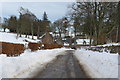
[33,50,89,78]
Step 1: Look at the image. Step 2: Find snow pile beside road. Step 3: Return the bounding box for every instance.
[96,43,120,47]
[0,48,69,79]
[74,49,118,78]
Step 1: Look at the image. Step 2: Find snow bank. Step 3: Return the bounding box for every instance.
[74,49,118,78]
[96,43,120,47]
[0,28,10,32]
[0,48,69,79]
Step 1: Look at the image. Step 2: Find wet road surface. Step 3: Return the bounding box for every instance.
[33,50,89,78]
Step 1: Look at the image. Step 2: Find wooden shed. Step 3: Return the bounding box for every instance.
[41,32,54,44]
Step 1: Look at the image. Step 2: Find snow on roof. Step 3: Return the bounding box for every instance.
[39,33,46,39]
[40,32,54,39]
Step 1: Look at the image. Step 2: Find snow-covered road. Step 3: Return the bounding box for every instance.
[32,50,89,78]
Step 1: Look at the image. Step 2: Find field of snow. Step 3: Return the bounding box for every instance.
[0,32,92,45]
[0,32,40,44]
[0,48,70,79]
[74,49,118,78]
[76,39,90,45]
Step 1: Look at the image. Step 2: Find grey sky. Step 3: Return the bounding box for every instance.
[1,2,73,22]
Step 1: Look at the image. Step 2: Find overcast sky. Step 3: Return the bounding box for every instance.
[1,2,73,22]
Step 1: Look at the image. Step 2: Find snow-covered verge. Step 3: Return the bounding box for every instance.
[0,48,70,79]
[74,49,118,78]
[95,43,120,47]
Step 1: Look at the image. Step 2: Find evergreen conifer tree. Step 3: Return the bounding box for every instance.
[43,12,48,21]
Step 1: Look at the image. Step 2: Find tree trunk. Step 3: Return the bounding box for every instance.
[117,1,120,42]
[118,25,120,42]
[3,28,6,32]
[37,26,40,39]
[93,2,98,45]
[19,30,22,37]
[25,33,27,38]
[16,28,19,39]
[58,26,62,38]
[31,23,34,39]
[74,26,77,38]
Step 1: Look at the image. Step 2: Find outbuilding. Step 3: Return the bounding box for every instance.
[41,32,54,44]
